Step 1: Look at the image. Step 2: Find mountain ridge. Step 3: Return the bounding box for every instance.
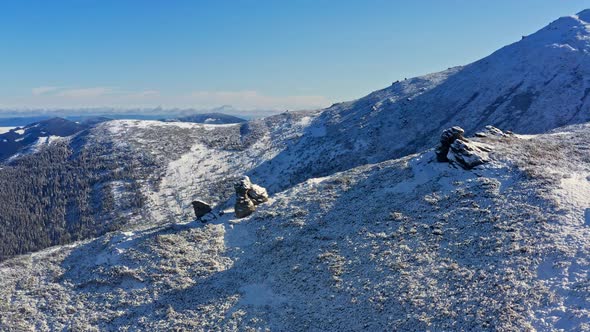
[1,10,590,330]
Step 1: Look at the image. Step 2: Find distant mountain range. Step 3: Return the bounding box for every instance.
[0,105,274,126]
[0,117,91,161]
[162,112,247,124]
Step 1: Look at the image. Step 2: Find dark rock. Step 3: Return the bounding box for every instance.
[191,200,212,220]
[436,126,492,169]
[436,126,465,162]
[234,176,252,196]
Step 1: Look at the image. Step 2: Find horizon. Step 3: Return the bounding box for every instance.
[2,1,590,117]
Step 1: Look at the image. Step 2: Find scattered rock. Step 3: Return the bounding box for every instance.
[234,176,269,218]
[436,126,493,169]
[191,200,212,220]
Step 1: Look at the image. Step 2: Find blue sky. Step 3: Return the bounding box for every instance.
[1,0,589,113]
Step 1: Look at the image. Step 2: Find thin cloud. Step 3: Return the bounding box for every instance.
[56,87,113,98]
[13,87,330,112]
[187,90,330,110]
[31,86,61,95]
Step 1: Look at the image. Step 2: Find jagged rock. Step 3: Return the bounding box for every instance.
[436,126,465,162]
[191,200,212,220]
[436,126,492,169]
[234,176,268,218]
[235,196,256,218]
[247,184,269,205]
[448,139,492,169]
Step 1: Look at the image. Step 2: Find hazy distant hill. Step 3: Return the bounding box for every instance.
[163,112,247,124]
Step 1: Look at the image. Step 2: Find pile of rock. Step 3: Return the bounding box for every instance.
[436,126,492,169]
[234,176,269,218]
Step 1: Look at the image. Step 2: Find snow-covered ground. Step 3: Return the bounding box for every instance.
[1,124,590,331]
[3,9,590,332]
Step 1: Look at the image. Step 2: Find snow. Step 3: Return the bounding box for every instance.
[3,125,590,330]
[559,173,590,212]
[0,127,14,134]
[4,9,590,331]
[13,128,24,135]
[239,283,286,307]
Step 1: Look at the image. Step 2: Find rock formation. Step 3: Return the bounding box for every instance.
[234,176,269,218]
[436,126,492,169]
[448,138,492,169]
[435,126,465,162]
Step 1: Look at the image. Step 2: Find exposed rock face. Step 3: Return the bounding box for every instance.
[436,126,465,162]
[436,126,492,169]
[191,200,212,220]
[448,139,492,169]
[234,176,268,218]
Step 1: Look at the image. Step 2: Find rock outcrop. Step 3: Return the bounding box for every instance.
[435,126,465,162]
[448,138,492,169]
[234,176,269,218]
[436,126,492,169]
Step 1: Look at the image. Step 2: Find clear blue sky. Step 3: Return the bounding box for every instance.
[1,0,589,113]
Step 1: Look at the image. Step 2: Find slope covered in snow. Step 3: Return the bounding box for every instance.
[2,10,590,331]
[244,10,590,191]
[1,124,590,331]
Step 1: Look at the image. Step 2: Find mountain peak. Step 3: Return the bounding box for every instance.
[577,8,590,23]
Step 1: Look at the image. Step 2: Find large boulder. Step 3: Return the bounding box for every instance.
[234,176,269,218]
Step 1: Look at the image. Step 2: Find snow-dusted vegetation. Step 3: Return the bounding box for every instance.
[1,125,590,330]
[2,9,590,332]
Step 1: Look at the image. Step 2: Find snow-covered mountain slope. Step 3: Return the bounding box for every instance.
[2,123,589,331]
[0,117,88,161]
[246,10,590,190]
[94,112,319,226]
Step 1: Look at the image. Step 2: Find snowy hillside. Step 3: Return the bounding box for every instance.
[250,9,590,188]
[2,9,590,331]
[0,117,88,161]
[2,123,590,331]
